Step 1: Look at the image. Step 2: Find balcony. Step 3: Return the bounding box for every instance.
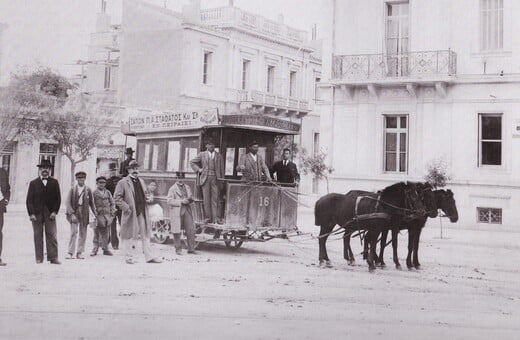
[227,89,310,117]
[200,7,308,46]
[333,50,456,83]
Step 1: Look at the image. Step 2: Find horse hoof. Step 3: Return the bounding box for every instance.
[414,264,421,270]
[396,264,402,270]
[368,266,376,272]
[325,260,333,268]
[380,262,387,269]
[407,265,414,271]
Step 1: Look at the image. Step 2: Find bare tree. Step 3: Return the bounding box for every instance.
[298,147,334,193]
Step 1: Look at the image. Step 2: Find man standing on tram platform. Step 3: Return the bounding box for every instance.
[237,141,272,182]
[270,148,300,184]
[190,140,224,224]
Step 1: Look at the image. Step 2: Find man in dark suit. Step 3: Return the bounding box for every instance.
[0,167,11,266]
[119,147,135,177]
[106,163,121,249]
[190,140,224,223]
[26,159,62,264]
[270,148,300,184]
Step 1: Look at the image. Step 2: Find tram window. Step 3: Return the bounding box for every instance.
[225,147,236,175]
[167,141,180,172]
[143,144,151,170]
[183,147,198,172]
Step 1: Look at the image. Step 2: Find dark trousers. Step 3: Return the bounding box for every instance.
[173,210,196,252]
[109,209,121,249]
[0,212,4,259]
[31,207,58,262]
[202,175,219,222]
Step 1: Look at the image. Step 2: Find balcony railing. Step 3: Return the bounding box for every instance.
[227,89,309,113]
[332,50,457,81]
[200,7,308,44]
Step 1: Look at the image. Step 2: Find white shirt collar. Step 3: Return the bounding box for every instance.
[250,153,257,161]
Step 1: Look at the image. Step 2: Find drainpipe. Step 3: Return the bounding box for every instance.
[329,0,337,170]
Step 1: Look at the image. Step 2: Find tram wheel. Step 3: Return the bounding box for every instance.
[223,232,243,250]
[152,219,171,244]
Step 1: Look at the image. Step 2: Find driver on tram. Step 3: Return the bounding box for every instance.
[237,141,272,182]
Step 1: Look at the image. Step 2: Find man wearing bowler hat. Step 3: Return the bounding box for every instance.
[190,139,224,224]
[119,147,135,177]
[114,160,162,264]
[0,166,11,266]
[26,159,61,264]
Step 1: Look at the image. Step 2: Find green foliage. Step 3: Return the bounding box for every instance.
[424,157,451,188]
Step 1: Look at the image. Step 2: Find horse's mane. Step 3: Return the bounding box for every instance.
[380,181,408,197]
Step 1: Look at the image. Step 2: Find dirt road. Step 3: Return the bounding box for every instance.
[0,210,518,339]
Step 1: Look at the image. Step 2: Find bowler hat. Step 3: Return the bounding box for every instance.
[128,160,139,169]
[75,171,87,178]
[37,159,53,168]
[249,140,259,147]
[125,147,135,155]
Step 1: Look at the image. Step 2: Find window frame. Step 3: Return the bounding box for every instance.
[478,113,503,167]
[137,136,199,173]
[383,114,409,173]
[266,65,275,93]
[39,143,59,177]
[480,0,504,52]
[477,207,502,224]
[289,70,297,97]
[202,50,213,85]
[241,59,250,90]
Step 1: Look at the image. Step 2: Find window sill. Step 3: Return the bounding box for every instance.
[471,50,512,58]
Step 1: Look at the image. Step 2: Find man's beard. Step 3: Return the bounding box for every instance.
[41,171,49,177]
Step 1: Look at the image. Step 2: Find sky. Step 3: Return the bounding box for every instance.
[0,0,326,85]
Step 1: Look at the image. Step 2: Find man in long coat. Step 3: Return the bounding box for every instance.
[167,180,196,255]
[106,164,121,250]
[0,167,11,266]
[114,160,162,264]
[190,140,224,223]
[237,141,272,182]
[26,159,61,264]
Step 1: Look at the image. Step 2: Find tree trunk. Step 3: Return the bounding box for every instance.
[325,177,330,193]
[70,160,76,187]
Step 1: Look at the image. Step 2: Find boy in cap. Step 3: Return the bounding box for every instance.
[91,176,116,256]
[65,171,96,259]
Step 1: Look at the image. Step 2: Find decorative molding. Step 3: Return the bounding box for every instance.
[435,82,447,98]
[367,84,379,98]
[406,83,417,98]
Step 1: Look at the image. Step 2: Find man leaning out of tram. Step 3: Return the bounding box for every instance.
[166,180,197,255]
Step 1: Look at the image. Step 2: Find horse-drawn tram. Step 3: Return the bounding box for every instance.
[122,108,300,249]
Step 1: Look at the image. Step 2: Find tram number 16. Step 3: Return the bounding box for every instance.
[259,196,271,207]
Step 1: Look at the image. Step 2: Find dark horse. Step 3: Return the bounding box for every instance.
[377,188,459,270]
[376,183,437,269]
[314,182,426,271]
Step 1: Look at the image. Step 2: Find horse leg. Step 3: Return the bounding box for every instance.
[362,232,368,260]
[392,228,401,270]
[343,232,355,265]
[406,230,415,270]
[377,229,388,268]
[413,227,423,269]
[319,224,333,268]
[366,231,377,272]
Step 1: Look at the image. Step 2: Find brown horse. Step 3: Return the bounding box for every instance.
[314,182,427,271]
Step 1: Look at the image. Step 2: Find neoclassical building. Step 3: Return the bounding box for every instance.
[85,0,322,194]
[317,0,520,227]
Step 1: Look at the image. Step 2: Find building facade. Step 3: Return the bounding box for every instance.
[317,0,520,228]
[97,0,322,193]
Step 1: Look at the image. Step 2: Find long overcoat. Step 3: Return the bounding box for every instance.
[166,182,193,234]
[113,176,151,240]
